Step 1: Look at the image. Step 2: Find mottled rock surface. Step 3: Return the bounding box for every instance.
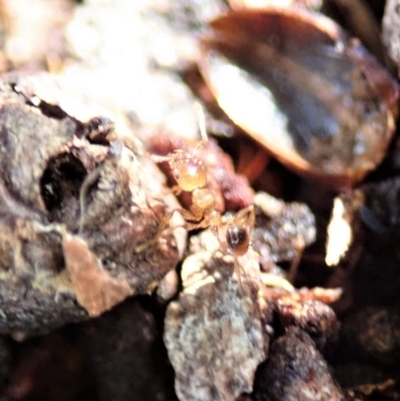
[0,73,183,337]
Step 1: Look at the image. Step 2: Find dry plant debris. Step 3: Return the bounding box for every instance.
[199,7,399,187]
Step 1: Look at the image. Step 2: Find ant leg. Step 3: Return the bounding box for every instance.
[171,185,183,196]
[234,257,245,293]
[260,272,294,292]
[184,218,210,232]
[286,246,304,282]
[134,208,179,253]
[157,209,178,235]
[135,207,204,253]
[234,205,255,227]
[151,154,171,164]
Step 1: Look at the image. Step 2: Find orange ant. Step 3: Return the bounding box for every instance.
[138,106,255,272]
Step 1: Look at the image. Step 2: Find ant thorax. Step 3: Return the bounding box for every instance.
[191,188,215,215]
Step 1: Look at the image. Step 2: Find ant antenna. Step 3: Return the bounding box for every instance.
[194,102,208,148]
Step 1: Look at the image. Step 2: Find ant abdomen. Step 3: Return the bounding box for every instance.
[224,205,255,257]
[227,226,250,256]
[170,152,207,192]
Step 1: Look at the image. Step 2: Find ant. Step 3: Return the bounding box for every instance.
[137,106,255,273]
